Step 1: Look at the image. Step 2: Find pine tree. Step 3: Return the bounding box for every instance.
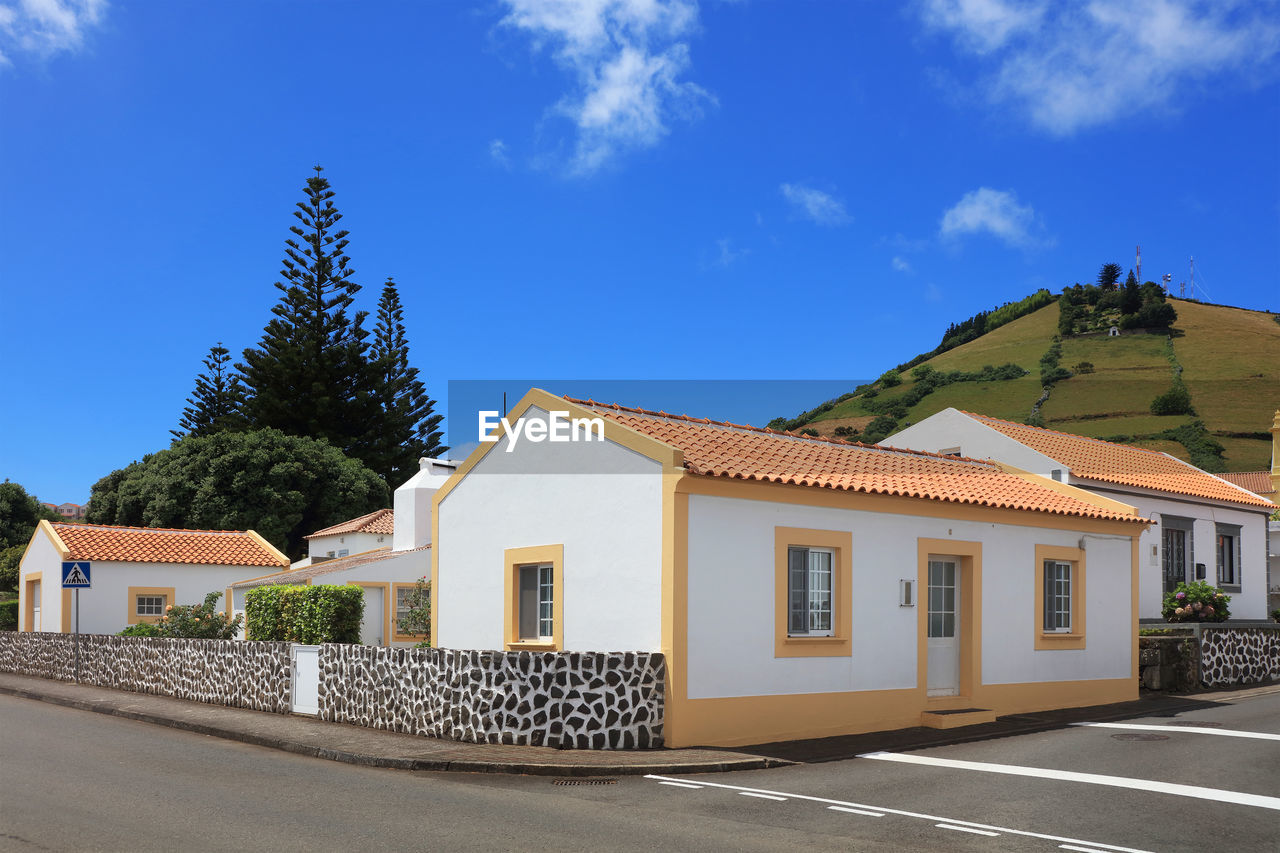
[172,343,248,438]
[238,166,381,464]
[369,277,446,485]
[1097,262,1123,291]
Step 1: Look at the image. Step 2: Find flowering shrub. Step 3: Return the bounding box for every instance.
[1162,581,1230,623]
[157,591,243,639]
[117,622,162,637]
[396,576,431,648]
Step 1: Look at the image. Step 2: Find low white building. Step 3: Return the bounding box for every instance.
[886,408,1277,620]
[298,508,394,566]
[433,389,1150,748]
[17,522,288,634]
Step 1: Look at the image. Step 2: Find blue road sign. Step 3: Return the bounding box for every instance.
[61,561,91,588]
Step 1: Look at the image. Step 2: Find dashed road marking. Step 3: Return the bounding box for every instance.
[1060,845,1118,853]
[644,774,1154,853]
[937,823,1000,836]
[827,806,884,817]
[658,781,704,790]
[739,791,787,801]
[1072,721,1280,741]
[857,751,1280,811]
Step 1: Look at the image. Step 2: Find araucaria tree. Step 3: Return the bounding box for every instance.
[238,166,382,468]
[1097,262,1123,291]
[369,278,446,485]
[172,343,247,438]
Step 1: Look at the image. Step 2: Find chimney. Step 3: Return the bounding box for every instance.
[1271,409,1280,495]
[393,457,459,551]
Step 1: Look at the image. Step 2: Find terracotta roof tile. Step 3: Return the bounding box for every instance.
[50,523,288,567]
[960,412,1277,509]
[305,508,394,539]
[232,545,429,588]
[567,399,1147,525]
[1218,471,1277,497]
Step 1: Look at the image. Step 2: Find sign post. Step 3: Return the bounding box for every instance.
[61,562,91,683]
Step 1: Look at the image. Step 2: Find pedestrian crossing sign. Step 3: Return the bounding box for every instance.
[61,561,91,588]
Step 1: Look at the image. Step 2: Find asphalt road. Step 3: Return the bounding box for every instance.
[2,691,1278,852]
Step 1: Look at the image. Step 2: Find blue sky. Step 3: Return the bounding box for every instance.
[2,0,1278,504]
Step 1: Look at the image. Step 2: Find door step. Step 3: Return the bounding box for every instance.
[920,708,997,729]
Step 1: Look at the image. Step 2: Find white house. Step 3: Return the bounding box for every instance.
[298,508,394,566]
[433,389,1150,748]
[885,408,1277,620]
[17,521,288,634]
[230,457,458,645]
[1221,411,1280,613]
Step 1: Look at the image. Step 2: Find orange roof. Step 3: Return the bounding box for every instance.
[304,508,394,539]
[232,545,429,589]
[48,522,288,567]
[568,399,1146,525]
[960,412,1277,509]
[1219,471,1277,497]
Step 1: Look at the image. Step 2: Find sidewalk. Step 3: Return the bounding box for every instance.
[3,672,1276,776]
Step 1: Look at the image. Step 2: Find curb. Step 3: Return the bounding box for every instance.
[0,683,788,776]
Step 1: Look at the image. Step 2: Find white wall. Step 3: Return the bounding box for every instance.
[885,408,1064,477]
[436,407,664,652]
[307,532,388,560]
[685,493,1135,700]
[17,530,63,632]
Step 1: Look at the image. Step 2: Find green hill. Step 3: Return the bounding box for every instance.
[781,297,1280,473]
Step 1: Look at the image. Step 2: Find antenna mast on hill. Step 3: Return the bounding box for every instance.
[1136,245,1141,282]
[1190,256,1195,299]
[1162,273,1171,295]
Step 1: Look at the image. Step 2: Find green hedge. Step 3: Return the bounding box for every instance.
[244,584,364,644]
[0,599,17,631]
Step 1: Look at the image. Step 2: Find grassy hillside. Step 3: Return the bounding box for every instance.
[787,297,1280,472]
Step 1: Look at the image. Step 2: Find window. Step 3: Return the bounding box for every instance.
[1216,524,1241,588]
[787,547,833,636]
[1033,545,1085,649]
[774,528,851,657]
[1043,561,1072,632]
[395,585,414,631]
[518,564,554,640]
[136,595,166,617]
[503,545,563,650]
[337,549,349,558]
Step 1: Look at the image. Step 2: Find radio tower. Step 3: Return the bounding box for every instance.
[1136,245,1141,282]
[1190,255,1195,299]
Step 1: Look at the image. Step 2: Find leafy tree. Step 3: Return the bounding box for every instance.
[395,575,431,646]
[238,166,382,469]
[85,429,388,559]
[1136,301,1177,329]
[1150,386,1194,416]
[0,481,60,590]
[1097,262,1123,291]
[1121,273,1142,315]
[367,278,446,485]
[878,369,902,388]
[172,343,248,439]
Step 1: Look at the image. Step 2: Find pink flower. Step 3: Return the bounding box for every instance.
[1175,592,1186,600]
[1206,606,1215,614]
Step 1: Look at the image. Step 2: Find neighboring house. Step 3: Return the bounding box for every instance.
[433,389,1149,748]
[1221,411,1280,613]
[17,522,288,634]
[42,502,87,520]
[232,457,458,645]
[885,408,1277,620]
[296,508,395,567]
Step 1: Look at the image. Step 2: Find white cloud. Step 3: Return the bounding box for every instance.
[489,139,511,168]
[713,237,748,267]
[780,182,850,226]
[499,0,712,174]
[891,256,913,274]
[939,187,1042,247]
[0,0,106,65]
[919,0,1280,134]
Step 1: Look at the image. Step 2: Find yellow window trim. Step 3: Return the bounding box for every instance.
[389,581,428,643]
[503,544,564,651]
[127,586,175,626]
[1034,544,1086,650]
[774,527,852,658]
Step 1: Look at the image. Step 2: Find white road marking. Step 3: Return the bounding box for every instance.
[1072,721,1280,741]
[858,751,1280,811]
[827,806,884,817]
[658,781,704,790]
[739,791,787,801]
[937,824,1000,836]
[1060,846,1117,853]
[643,775,1154,853]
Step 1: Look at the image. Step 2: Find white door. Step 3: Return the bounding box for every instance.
[31,581,41,632]
[360,587,384,646]
[926,558,960,697]
[290,645,321,715]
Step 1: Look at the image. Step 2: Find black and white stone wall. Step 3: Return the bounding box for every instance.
[0,632,292,713]
[1199,627,1280,687]
[318,646,665,749]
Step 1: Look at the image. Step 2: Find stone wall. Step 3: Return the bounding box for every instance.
[0,632,291,713]
[318,646,665,749]
[1199,627,1280,687]
[1138,635,1199,691]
